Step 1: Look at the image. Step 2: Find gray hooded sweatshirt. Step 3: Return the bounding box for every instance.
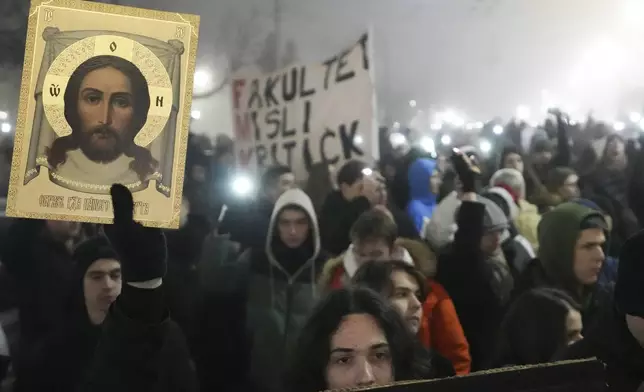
[239,188,322,392]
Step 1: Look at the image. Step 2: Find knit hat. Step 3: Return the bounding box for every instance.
[496,183,519,203]
[64,236,120,320]
[73,236,120,278]
[479,196,510,233]
[482,187,519,221]
[454,196,508,234]
[615,230,644,317]
[489,168,526,200]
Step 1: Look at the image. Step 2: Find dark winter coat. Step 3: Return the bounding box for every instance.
[1,219,74,353]
[557,304,644,392]
[83,285,198,392]
[193,189,327,392]
[163,213,211,345]
[436,201,512,371]
[512,203,612,331]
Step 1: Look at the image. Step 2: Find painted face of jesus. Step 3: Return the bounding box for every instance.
[76,66,135,163]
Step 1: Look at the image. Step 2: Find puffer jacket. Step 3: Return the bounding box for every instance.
[515,199,540,252]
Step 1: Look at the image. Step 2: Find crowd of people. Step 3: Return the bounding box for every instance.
[0,112,643,392]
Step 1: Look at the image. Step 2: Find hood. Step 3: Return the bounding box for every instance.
[396,238,437,277]
[319,254,344,291]
[407,159,437,202]
[265,189,320,280]
[538,202,605,290]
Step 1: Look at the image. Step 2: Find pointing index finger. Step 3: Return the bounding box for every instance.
[110,184,134,224]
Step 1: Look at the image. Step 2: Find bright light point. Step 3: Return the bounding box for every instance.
[430,123,443,131]
[1,123,11,133]
[493,125,504,135]
[193,69,211,88]
[639,119,644,130]
[474,121,484,129]
[516,105,531,121]
[389,132,407,147]
[569,120,578,126]
[613,121,626,132]
[480,140,492,154]
[362,168,373,176]
[354,135,364,145]
[409,100,417,108]
[465,123,475,130]
[630,112,642,123]
[0,112,7,121]
[393,121,401,129]
[442,109,465,127]
[191,110,201,120]
[420,136,435,153]
[452,117,465,127]
[231,175,254,197]
[440,134,452,146]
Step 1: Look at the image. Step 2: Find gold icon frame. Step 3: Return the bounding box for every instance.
[6,0,200,229]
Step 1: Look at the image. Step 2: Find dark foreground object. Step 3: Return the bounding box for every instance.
[325,359,607,392]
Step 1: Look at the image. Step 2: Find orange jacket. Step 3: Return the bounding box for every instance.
[419,280,471,375]
[319,240,471,375]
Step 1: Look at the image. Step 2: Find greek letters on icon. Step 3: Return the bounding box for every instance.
[44,9,54,22]
[109,41,117,52]
[49,84,60,97]
[175,26,185,39]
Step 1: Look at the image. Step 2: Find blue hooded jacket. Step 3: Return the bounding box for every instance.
[406,158,438,233]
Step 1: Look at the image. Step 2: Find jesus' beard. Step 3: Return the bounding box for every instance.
[77,126,129,163]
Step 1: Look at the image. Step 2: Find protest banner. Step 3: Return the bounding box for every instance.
[325,359,607,392]
[6,0,200,228]
[231,33,376,180]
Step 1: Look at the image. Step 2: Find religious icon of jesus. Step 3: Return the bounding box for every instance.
[6,0,199,228]
[48,55,159,187]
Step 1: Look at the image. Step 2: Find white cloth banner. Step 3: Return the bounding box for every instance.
[231,33,375,179]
